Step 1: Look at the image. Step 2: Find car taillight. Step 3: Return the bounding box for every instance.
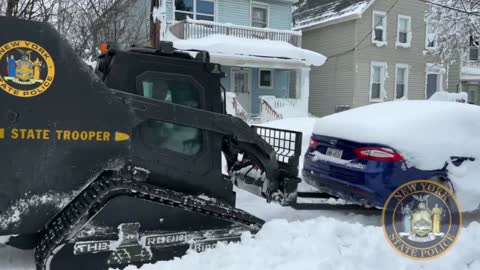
[354,147,404,162]
[309,136,319,149]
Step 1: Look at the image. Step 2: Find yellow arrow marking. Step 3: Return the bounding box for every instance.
[114,132,130,142]
[0,128,4,139]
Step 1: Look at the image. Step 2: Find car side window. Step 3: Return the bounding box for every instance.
[136,72,203,156]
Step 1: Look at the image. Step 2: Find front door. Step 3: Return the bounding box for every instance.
[426,73,439,99]
[231,68,251,113]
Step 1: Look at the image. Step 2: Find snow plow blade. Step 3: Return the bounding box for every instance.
[229,126,303,206]
[292,192,381,213]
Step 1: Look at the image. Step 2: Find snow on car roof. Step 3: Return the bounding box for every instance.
[313,100,480,171]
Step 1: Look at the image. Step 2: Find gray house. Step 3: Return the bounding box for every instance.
[447,40,480,105]
[293,0,447,117]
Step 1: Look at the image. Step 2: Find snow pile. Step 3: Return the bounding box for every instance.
[0,246,34,270]
[127,218,480,270]
[429,91,468,103]
[173,34,327,66]
[82,58,97,70]
[448,160,480,211]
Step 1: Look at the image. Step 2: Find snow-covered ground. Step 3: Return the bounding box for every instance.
[128,109,480,270]
[127,188,480,270]
[129,219,480,270]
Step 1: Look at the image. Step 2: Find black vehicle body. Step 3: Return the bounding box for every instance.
[0,17,302,270]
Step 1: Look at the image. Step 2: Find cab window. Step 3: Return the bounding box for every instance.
[137,72,203,156]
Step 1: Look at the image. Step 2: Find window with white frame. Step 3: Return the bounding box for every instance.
[252,2,268,28]
[175,0,215,21]
[370,62,386,101]
[259,69,273,88]
[372,11,387,44]
[426,63,444,99]
[397,15,411,47]
[469,35,479,61]
[395,64,408,99]
[425,22,436,49]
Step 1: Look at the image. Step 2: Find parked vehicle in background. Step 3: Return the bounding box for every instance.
[302,100,479,209]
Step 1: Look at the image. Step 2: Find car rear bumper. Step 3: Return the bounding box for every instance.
[302,169,382,207]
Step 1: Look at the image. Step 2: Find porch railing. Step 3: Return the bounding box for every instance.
[225,92,249,122]
[259,96,308,121]
[168,18,302,47]
[260,98,283,121]
[464,60,480,69]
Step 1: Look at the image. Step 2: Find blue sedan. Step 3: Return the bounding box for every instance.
[302,134,456,208]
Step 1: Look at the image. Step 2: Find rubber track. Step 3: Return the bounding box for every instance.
[34,174,264,270]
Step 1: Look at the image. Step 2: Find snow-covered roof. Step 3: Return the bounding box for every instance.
[172,34,327,68]
[293,0,375,30]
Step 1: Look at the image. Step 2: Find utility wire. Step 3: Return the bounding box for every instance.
[418,0,480,17]
[326,0,401,59]
[324,0,480,60]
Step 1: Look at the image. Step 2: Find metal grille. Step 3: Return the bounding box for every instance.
[253,126,302,166]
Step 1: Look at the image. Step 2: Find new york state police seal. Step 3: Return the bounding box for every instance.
[382,180,462,260]
[0,40,55,98]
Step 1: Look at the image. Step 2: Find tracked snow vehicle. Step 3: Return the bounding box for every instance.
[0,17,304,269]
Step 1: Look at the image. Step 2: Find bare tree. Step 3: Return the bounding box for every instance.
[427,0,480,64]
[5,0,59,21]
[1,0,151,59]
[57,0,151,59]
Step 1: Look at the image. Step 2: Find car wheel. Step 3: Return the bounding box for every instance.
[431,176,455,194]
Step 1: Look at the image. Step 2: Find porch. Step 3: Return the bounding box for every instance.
[222,66,311,122]
[166,19,326,121]
[167,18,302,47]
[462,47,480,82]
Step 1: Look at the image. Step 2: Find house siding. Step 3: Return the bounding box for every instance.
[301,20,357,117]
[129,0,151,46]
[263,0,292,29]
[217,0,251,26]
[448,62,461,92]
[251,68,290,114]
[353,0,436,107]
[159,0,293,30]
[166,0,174,22]
[221,67,290,114]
